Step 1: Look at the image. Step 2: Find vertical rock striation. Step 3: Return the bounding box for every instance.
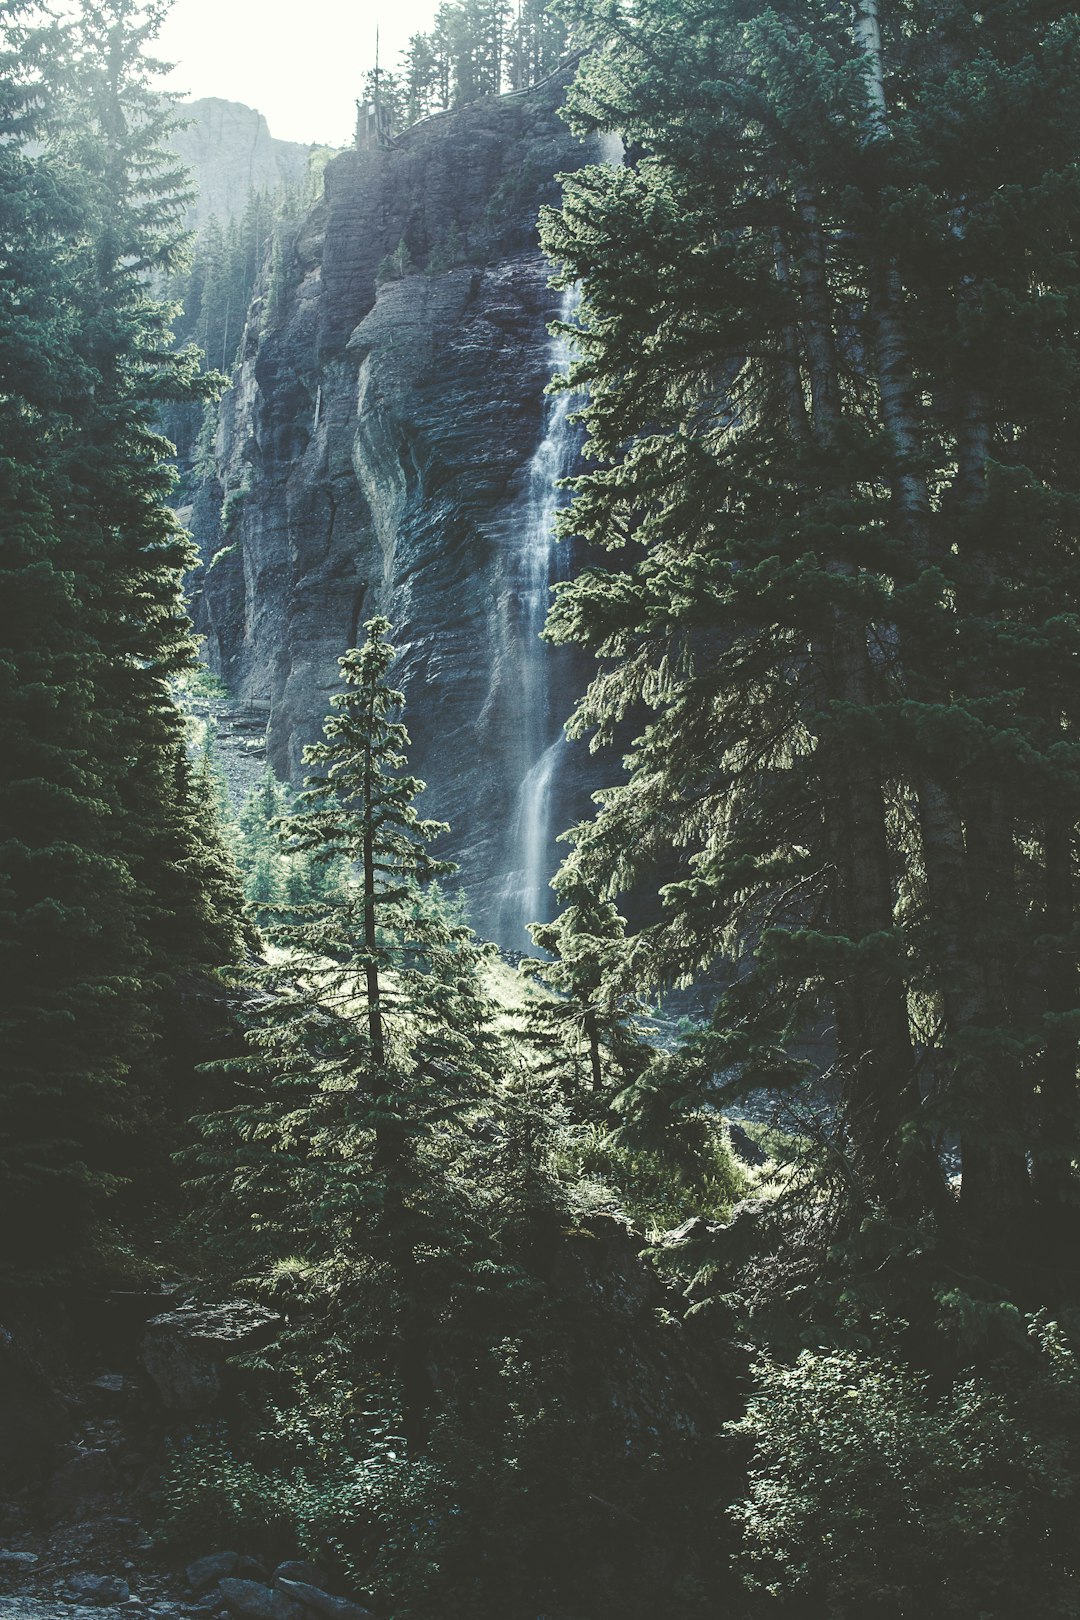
[191,77,605,943]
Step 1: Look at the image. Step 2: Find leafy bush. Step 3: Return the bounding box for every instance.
[157,1391,457,1610]
[158,1427,299,1556]
[730,1316,1080,1617]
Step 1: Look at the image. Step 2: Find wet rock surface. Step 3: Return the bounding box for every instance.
[191,76,608,943]
[218,1579,300,1620]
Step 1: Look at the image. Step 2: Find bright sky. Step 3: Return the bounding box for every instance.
[156,0,440,146]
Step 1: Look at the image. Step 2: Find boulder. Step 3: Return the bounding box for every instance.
[0,1550,38,1571]
[276,1581,376,1620]
[186,1552,240,1593]
[64,1572,131,1606]
[234,1557,269,1583]
[48,1448,119,1512]
[140,1304,281,1411]
[271,1565,322,1590]
[218,1580,302,1620]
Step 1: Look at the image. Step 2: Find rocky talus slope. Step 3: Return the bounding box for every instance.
[190,77,609,945]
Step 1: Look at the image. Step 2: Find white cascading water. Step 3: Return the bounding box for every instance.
[497,285,580,952]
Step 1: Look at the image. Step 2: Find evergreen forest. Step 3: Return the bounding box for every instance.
[360,0,569,131]
[2,1,1080,1618]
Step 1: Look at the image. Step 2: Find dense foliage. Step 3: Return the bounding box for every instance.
[181,620,745,1618]
[0,0,244,1280]
[540,0,1080,1283]
[5,1,1080,1616]
[731,1318,1080,1615]
[362,0,569,133]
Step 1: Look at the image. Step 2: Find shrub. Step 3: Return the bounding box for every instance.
[729,1317,1080,1617]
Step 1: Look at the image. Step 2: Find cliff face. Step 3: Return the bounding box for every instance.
[191,80,606,946]
[169,97,314,225]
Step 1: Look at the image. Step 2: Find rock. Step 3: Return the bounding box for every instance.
[233,1559,268,1583]
[191,73,606,949]
[657,1215,725,1248]
[64,1572,131,1606]
[140,1303,281,1411]
[186,1553,239,1594]
[48,1448,119,1511]
[88,1374,126,1397]
[276,1582,376,1620]
[218,1580,301,1620]
[270,1566,321,1591]
[168,100,312,230]
[0,1603,126,1618]
[0,1550,39,1570]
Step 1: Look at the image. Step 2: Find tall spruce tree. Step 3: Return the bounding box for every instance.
[540,0,1080,1277]
[0,1,136,1277]
[191,620,503,1432]
[0,0,244,1279]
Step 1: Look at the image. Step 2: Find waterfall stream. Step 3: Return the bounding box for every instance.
[496,286,580,952]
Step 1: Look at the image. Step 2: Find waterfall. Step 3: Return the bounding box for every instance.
[496,286,580,952]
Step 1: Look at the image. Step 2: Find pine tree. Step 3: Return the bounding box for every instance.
[539,0,1080,1273]
[191,620,503,1432]
[370,0,568,135]
[527,848,647,1109]
[0,1,141,1276]
[0,0,244,1278]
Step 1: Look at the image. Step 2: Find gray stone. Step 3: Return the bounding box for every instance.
[0,1603,123,1618]
[657,1216,724,1247]
[140,1303,281,1411]
[218,1581,300,1620]
[0,1550,39,1570]
[276,1582,375,1620]
[89,1374,125,1397]
[270,1567,320,1592]
[186,1554,239,1594]
[48,1448,118,1510]
[64,1573,130,1606]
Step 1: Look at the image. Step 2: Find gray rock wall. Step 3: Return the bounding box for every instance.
[169,97,315,227]
[191,78,607,944]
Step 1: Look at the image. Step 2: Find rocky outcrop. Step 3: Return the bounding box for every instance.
[140,1302,281,1411]
[169,98,315,227]
[190,77,610,946]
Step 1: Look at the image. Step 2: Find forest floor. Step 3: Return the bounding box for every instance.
[0,1360,224,1619]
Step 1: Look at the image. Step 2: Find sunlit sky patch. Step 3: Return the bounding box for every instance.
[154,0,440,146]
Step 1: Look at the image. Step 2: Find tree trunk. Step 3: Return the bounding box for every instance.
[790,187,920,1203]
[584,1005,604,1092]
